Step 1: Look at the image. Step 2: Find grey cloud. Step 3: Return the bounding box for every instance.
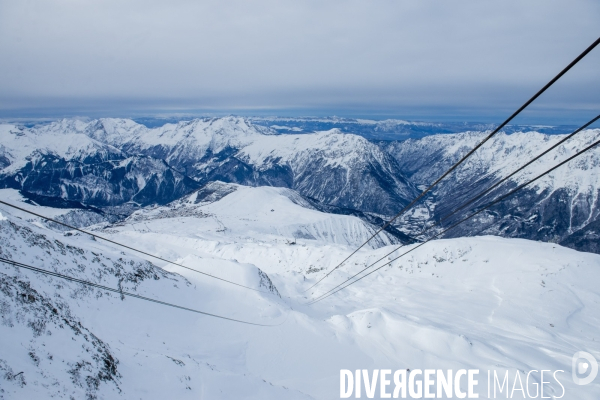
[0,0,598,121]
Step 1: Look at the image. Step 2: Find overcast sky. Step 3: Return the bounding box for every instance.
[0,0,598,123]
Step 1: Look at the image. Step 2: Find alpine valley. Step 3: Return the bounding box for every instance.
[0,117,599,399]
[1,117,599,253]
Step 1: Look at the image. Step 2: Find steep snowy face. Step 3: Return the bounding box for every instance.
[231,129,417,215]
[1,117,417,216]
[0,122,124,174]
[85,116,275,167]
[384,129,600,252]
[0,123,200,208]
[386,129,600,193]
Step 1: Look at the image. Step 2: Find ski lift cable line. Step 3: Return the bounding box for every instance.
[303,36,600,293]
[308,134,600,305]
[306,114,600,302]
[423,113,600,238]
[0,199,274,296]
[0,256,282,327]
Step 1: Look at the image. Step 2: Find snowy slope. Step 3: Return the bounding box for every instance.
[1,186,599,399]
[2,117,600,400]
[0,121,123,174]
[0,205,291,399]
[118,182,399,250]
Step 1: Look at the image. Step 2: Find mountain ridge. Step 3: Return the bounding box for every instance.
[1,117,600,253]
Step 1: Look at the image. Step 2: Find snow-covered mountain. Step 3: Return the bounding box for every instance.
[0,120,123,174]
[26,117,418,216]
[2,116,600,399]
[2,117,600,254]
[382,128,600,253]
[0,122,200,210]
[1,185,599,399]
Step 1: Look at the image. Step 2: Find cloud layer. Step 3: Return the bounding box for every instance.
[0,0,598,122]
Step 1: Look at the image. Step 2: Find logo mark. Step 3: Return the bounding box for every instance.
[572,351,598,385]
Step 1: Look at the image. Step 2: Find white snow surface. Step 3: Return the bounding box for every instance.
[387,128,600,234]
[392,128,600,196]
[4,118,599,206]
[1,118,600,398]
[0,117,400,178]
[0,121,123,173]
[1,184,599,399]
[123,183,397,249]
